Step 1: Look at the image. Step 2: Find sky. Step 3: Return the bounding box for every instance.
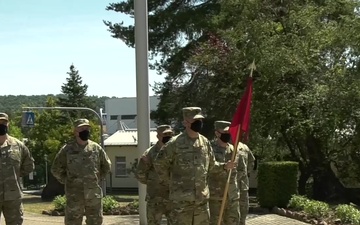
[0,0,164,97]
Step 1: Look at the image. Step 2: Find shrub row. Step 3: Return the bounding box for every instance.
[288,195,360,225]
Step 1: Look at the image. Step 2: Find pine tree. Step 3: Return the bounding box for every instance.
[58,64,89,107]
[57,64,95,119]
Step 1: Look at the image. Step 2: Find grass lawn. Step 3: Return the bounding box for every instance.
[22,194,139,214]
[113,195,139,201]
[23,195,53,214]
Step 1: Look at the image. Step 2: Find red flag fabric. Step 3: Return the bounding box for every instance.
[229,77,253,144]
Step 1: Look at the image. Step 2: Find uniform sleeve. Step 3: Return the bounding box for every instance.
[51,146,67,184]
[153,141,175,183]
[135,149,151,184]
[99,146,111,179]
[20,144,35,176]
[236,151,247,177]
[207,141,226,172]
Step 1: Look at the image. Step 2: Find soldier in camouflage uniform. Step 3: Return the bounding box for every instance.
[237,142,255,225]
[154,107,237,225]
[0,112,35,225]
[51,118,111,225]
[136,125,174,225]
[209,121,246,225]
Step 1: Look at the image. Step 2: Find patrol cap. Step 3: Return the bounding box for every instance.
[182,107,205,120]
[0,113,9,121]
[74,118,90,128]
[214,120,231,131]
[157,125,173,134]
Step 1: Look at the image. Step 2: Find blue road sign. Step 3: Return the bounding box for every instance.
[22,111,35,127]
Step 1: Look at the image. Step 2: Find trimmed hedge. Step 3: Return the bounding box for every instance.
[257,161,299,208]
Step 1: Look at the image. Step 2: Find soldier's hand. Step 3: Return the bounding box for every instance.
[224,160,237,170]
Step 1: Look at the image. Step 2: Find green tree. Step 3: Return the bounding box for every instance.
[57,64,95,119]
[26,97,70,194]
[9,120,23,140]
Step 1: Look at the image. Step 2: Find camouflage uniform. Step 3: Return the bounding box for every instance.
[209,121,245,225]
[154,107,227,225]
[51,119,111,225]
[0,112,35,225]
[237,143,255,225]
[136,125,173,225]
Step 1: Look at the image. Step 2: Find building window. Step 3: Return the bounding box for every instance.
[115,156,127,177]
[110,115,118,120]
[121,114,137,120]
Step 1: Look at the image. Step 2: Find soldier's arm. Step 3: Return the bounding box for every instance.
[51,146,67,184]
[135,149,151,184]
[20,143,35,176]
[207,141,227,172]
[153,141,174,183]
[99,146,111,179]
[236,151,247,177]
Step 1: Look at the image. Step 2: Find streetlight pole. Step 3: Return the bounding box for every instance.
[134,0,149,223]
[22,106,107,196]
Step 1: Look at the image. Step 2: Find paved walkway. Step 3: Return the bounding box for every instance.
[247,214,310,225]
[0,213,309,225]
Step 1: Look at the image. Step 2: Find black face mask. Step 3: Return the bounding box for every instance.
[78,130,90,141]
[190,120,203,132]
[0,124,8,136]
[219,133,231,143]
[162,136,172,144]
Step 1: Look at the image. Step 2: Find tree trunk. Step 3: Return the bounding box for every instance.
[280,128,310,195]
[305,135,329,200]
[312,163,353,203]
[298,166,310,195]
[312,168,329,201]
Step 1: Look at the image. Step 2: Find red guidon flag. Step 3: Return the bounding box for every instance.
[229,65,254,143]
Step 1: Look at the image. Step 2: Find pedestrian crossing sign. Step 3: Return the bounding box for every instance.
[21,111,35,127]
[26,112,35,125]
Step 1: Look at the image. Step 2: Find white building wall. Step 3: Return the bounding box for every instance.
[104,96,160,135]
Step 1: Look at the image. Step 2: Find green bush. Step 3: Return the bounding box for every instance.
[129,199,139,209]
[288,195,360,223]
[335,204,360,225]
[53,195,67,211]
[103,196,120,213]
[303,200,330,218]
[288,195,309,211]
[288,195,330,218]
[257,161,299,208]
[52,195,120,213]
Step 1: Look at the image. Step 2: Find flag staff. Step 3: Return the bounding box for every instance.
[217,60,255,225]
